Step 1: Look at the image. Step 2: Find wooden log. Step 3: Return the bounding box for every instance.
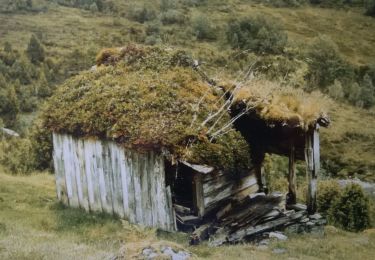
[174,204,192,215]
[190,223,215,245]
[226,211,305,244]
[287,144,297,205]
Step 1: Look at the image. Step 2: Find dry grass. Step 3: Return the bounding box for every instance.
[1,170,375,259]
[226,79,331,129]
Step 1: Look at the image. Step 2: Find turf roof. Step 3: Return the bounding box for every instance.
[43,45,251,172]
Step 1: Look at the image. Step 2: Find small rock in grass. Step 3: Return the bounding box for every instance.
[272,248,287,254]
[269,231,288,240]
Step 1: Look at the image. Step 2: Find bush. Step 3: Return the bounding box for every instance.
[128,5,157,23]
[317,180,342,215]
[192,15,217,41]
[329,184,371,232]
[305,36,354,90]
[160,10,187,25]
[30,118,53,171]
[0,138,35,174]
[226,17,288,54]
[26,34,45,64]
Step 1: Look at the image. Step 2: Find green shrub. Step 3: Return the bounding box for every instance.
[145,35,162,46]
[128,5,157,23]
[192,15,217,41]
[0,138,35,174]
[226,17,287,54]
[26,34,45,64]
[160,10,187,25]
[305,36,354,90]
[317,180,342,214]
[29,118,53,171]
[328,184,371,232]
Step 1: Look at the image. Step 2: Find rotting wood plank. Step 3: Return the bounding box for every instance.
[149,151,158,227]
[140,152,150,225]
[110,143,125,218]
[126,150,136,223]
[166,185,177,231]
[132,151,143,224]
[92,140,103,212]
[77,138,89,211]
[102,143,114,215]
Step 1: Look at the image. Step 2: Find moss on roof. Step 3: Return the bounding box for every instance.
[43,45,251,172]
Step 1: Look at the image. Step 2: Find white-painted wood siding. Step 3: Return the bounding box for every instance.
[52,133,176,231]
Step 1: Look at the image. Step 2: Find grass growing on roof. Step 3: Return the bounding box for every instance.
[225,79,330,129]
[43,45,251,172]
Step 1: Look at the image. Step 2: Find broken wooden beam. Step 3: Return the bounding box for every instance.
[190,223,215,245]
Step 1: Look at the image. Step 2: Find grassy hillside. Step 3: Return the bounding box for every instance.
[0,3,374,175]
[1,170,375,259]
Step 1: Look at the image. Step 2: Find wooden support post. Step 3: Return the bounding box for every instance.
[305,126,320,214]
[193,172,205,217]
[252,148,266,193]
[287,144,296,205]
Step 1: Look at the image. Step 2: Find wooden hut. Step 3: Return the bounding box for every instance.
[45,45,330,232]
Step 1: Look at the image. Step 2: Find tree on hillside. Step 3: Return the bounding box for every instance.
[359,74,375,108]
[305,36,354,90]
[0,85,19,127]
[4,42,12,53]
[26,34,45,64]
[226,17,287,54]
[365,0,375,17]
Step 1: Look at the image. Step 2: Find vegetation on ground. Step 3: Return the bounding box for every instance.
[1,171,375,259]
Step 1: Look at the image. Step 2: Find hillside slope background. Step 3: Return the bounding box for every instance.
[0,0,375,258]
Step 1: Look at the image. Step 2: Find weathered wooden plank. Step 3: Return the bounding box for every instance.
[83,139,100,212]
[70,136,84,210]
[118,148,129,219]
[110,143,125,218]
[166,185,177,231]
[202,171,226,183]
[125,150,136,223]
[76,138,89,211]
[149,151,158,227]
[102,142,114,215]
[140,152,150,225]
[132,151,143,224]
[305,131,317,214]
[153,153,164,228]
[91,140,103,212]
[203,174,234,195]
[193,173,205,217]
[287,144,297,205]
[232,183,259,201]
[313,127,320,174]
[204,184,233,208]
[62,134,79,207]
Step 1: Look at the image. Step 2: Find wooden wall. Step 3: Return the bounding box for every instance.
[52,133,176,231]
[193,169,258,217]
